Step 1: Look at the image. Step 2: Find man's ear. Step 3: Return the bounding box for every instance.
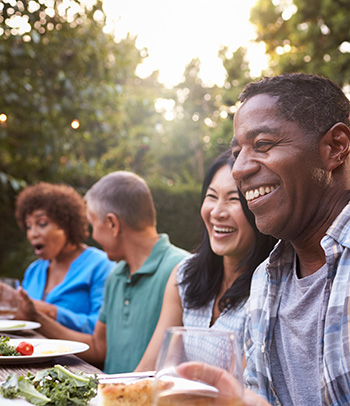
[106,213,120,237]
[320,123,350,171]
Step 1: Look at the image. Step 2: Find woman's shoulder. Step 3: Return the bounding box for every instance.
[81,246,111,261]
[75,246,115,273]
[22,258,49,287]
[25,258,48,273]
[176,253,197,279]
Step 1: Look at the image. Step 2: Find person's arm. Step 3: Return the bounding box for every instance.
[28,298,99,334]
[32,299,57,319]
[176,362,271,406]
[16,287,106,367]
[135,265,183,371]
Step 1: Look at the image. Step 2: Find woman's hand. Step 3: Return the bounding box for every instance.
[32,299,57,319]
[15,287,58,320]
[15,287,40,321]
[176,361,242,398]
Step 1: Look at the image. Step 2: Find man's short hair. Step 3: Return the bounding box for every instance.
[239,73,350,138]
[85,171,156,230]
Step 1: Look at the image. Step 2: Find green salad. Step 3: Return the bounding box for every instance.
[0,364,98,406]
[0,335,20,356]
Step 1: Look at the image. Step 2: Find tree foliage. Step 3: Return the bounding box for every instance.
[250,0,350,86]
[0,0,182,276]
[213,46,254,145]
[0,0,150,187]
[157,59,222,182]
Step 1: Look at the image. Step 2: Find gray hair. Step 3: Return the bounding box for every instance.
[85,171,156,230]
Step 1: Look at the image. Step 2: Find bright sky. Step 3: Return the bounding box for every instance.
[102,0,267,88]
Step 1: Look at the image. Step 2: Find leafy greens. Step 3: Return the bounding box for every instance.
[0,335,20,356]
[0,364,98,406]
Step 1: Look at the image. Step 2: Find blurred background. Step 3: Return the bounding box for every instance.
[0,0,349,279]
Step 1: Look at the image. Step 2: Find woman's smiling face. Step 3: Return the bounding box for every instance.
[201,164,255,259]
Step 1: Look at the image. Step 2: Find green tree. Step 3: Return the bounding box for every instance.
[212,46,254,147]
[0,0,147,187]
[149,58,226,184]
[0,0,165,275]
[250,0,350,86]
[100,70,166,178]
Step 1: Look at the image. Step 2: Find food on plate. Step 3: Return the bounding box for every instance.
[16,341,34,356]
[99,379,173,406]
[99,380,154,406]
[39,344,73,355]
[0,335,20,356]
[0,336,34,356]
[0,322,26,330]
[0,364,98,405]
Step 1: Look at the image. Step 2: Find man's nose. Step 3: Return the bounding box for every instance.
[231,150,258,182]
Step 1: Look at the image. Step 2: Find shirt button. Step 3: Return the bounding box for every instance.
[124,299,130,306]
[261,344,265,353]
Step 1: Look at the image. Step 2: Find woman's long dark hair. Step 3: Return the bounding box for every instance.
[180,149,277,312]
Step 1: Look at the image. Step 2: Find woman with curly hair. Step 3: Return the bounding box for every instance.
[136,149,277,370]
[15,182,114,333]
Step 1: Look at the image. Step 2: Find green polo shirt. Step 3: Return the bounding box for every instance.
[99,234,189,374]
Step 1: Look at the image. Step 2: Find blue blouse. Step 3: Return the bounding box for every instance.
[22,246,115,333]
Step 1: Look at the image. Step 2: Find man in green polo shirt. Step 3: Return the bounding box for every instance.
[99,232,188,373]
[17,171,189,373]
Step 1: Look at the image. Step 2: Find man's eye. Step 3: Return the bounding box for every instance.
[255,141,274,152]
[39,222,48,227]
[232,149,240,159]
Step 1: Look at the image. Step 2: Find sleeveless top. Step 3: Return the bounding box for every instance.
[177,255,247,358]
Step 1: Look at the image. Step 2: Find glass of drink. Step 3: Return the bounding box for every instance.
[0,277,20,319]
[153,326,244,406]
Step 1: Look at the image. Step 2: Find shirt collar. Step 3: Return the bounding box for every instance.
[325,201,350,248]
[265,201,350,278]
[114,234,170,277]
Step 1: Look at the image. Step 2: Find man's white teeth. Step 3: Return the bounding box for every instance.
[245,185,276,201]
[213,225,235,233]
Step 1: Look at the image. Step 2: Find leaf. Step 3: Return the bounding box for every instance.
[54,364,90,386]
[17,377,51,406]
[0,374,20,399]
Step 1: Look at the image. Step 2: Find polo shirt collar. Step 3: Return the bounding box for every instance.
[114,234,170,277]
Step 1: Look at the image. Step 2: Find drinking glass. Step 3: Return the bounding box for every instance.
[0,277,20,319]
[153,326,244,406]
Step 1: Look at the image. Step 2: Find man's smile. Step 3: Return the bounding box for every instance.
[245,185,278,202]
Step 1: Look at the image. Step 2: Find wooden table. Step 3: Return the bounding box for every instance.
[0,329,103,381]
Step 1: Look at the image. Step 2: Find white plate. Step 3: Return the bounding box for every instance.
[0,320,41,332]
[0,338,89,363]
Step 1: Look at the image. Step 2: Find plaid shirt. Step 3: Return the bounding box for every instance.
[244,202,350,406]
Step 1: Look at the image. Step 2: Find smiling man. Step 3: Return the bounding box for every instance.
[181,74,350,406]
[234,74,350,405]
